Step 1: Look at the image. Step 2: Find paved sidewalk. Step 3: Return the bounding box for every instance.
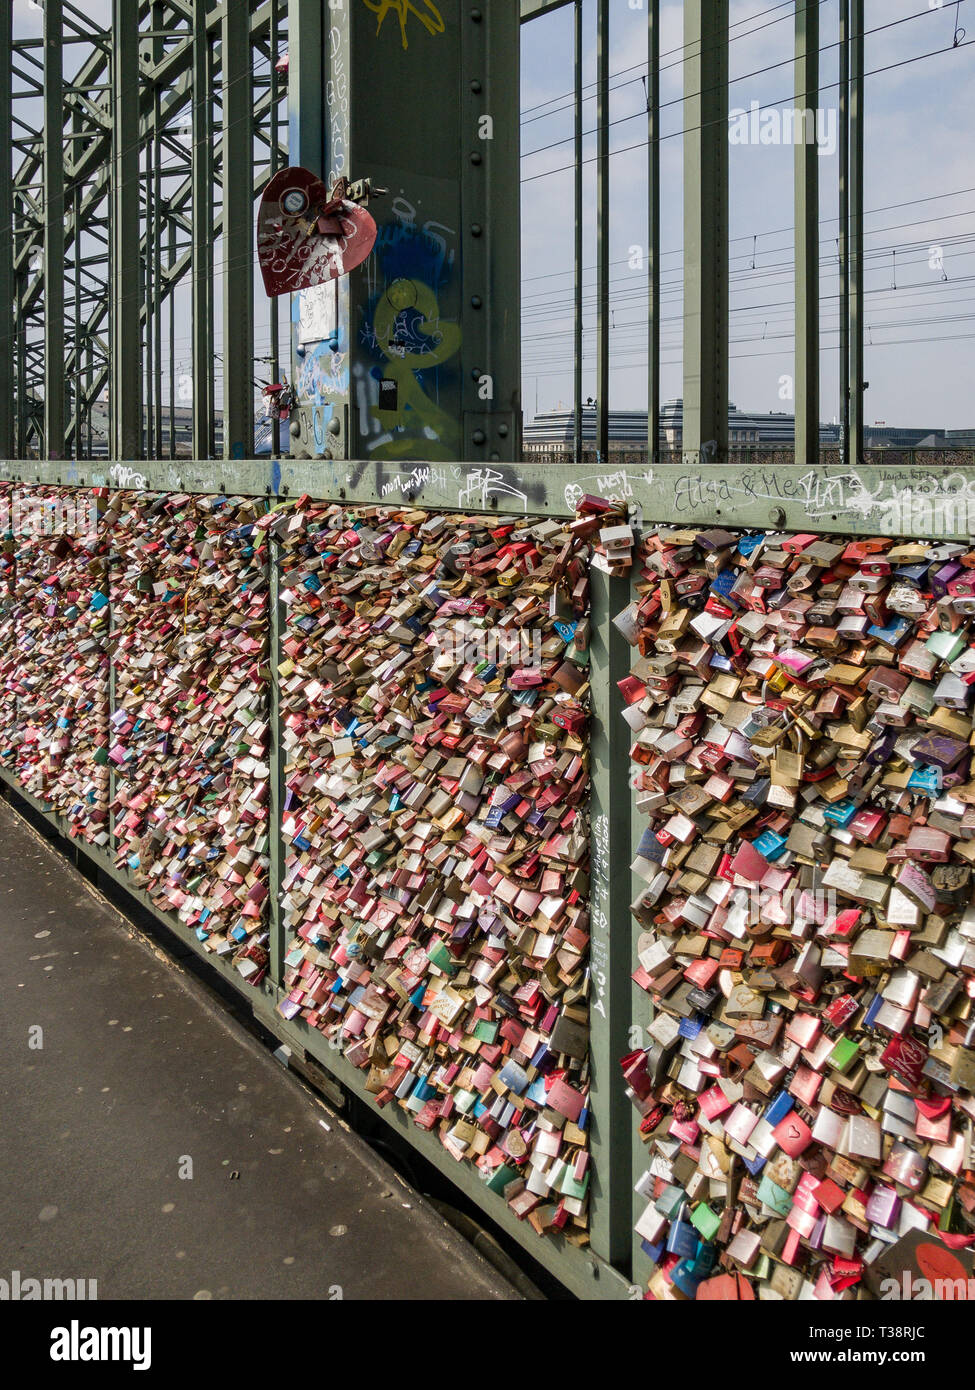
[0,799,520,1301]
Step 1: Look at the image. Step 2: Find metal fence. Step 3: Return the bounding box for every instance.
[3,453,973,1298]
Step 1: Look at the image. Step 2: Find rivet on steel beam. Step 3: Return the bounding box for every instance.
[472,429,486,445]
[769,507,785,526]
[470,8,482,20]
[469,152,482,165]
[470,223,483,237]
[471,295,483,308]
[470,79,482,93]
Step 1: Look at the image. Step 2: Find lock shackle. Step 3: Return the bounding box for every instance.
[781,713,806,755]
[760,678,806,756]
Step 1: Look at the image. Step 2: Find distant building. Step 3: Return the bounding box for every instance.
[522,400,973,454]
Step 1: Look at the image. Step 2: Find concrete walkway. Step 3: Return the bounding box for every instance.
[0,799,519,1301]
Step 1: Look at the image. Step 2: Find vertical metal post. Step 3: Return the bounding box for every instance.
[647,0,659,464]
[588,566,632,1270]
[16,259,27,458]
[573,0,583,464]
[221,0,255,460]
[72,173,82,456]
[169,220,176,459]
[682,0,728,465]
[596,0,609,465]
[43,0,66,461]
[152,4,164,462]
[850,0,865,464]
[839,0,850,463]
[112,0,143,459]
[0,0,13,461]
[269,0,282,458]
[794,0,820,467]
[144,132,154,459]
[268,533,284,987]
[192,0,215,460]
[86,336,93,458]
[287,0,324,176]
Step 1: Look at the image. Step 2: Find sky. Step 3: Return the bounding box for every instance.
[10,0,975,432]
[521,0,975,429]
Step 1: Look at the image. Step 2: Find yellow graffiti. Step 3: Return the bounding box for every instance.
[371,277,460,461]
[362,0,445,50]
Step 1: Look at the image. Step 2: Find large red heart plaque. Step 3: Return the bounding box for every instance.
[257,166,378,297]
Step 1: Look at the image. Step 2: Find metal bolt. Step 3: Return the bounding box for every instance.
[470,79,482,93]
[472,429,486,445]
[470,223,483,237]
[769,507,785,526]
[469,152,482,165]
[470,7,482,19]
[470,295,483,309]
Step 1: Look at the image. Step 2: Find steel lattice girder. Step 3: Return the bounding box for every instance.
[6,0,285,459]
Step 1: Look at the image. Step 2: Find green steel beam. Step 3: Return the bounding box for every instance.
[151,2,165,461]
[71,152,82,455]
[596,0,609,464]
[111,0,143,459]
[839,0,850,463]
[2,459,967,541]
[268,534,284,987]
[267,0,283,457]
[220,0,255,460]
[192,0,215,459]
[287,0,323,175]
[461,0,522,459]
[850,0,865,465]
[0,0,13,460]
[682,0,728,465]
[43,0,66,460]
[588,565,633,1270]
[286,1,521,465]
[647,0,660,465]
[573,0,582,464]
[794,0,820,467]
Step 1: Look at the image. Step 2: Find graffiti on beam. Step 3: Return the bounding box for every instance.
[666,466,975,533]
[563,467,655,513]
[456,467,528,511]
[358,194,461,461]
[378,464,449,498]
[362,0,445,50]
[109,464,147,490]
